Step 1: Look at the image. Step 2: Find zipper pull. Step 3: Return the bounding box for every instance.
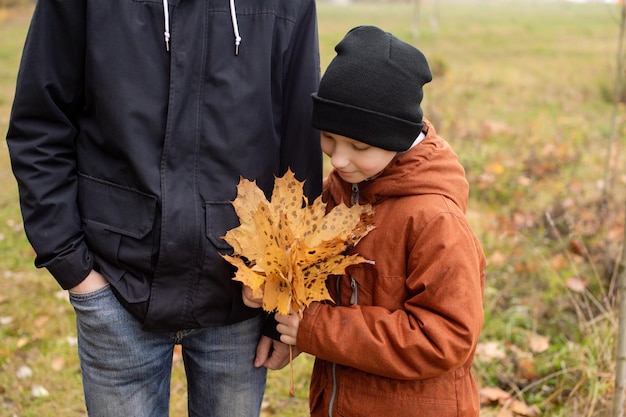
[349,276,358,305]
[351,183,359,206]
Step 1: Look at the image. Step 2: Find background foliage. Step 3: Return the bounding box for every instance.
[1,1,624,416]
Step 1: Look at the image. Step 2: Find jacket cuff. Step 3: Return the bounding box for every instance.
[262,312,282,341]
[43,245,95,290]
[295,302,321,351]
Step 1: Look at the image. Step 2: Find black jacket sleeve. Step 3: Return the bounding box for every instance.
[6,1,93,289]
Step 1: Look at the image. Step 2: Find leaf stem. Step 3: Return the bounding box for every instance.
[289,345,295,396]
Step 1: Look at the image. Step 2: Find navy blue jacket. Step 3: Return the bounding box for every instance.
[7,0,322,331]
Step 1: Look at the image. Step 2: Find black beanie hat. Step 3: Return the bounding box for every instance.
[312,25,432,152]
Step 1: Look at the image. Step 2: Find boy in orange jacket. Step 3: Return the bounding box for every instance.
[265,25,485,416]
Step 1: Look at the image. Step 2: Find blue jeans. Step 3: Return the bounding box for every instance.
[69,284,267,417]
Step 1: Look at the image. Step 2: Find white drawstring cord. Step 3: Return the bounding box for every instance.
[162,0,239,55]
[229,0,242,55]
[163,0,171,51]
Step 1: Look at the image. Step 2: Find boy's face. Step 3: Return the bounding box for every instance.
[320,131,396,183]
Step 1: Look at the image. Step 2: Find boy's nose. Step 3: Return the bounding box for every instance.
[330,152,349,169]
[330,142,352,169]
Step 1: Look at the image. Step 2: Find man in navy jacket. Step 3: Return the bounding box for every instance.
[6,0,322,415]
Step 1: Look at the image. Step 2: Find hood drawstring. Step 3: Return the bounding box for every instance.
[229,0,242,55]
[161,0,241,55]
[163,0,171,51]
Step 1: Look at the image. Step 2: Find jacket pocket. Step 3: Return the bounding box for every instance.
[194,201,259,326]
[205,201,240,252]
[346,263,409,311]
[342,263,378,306]
[78,173,157,274]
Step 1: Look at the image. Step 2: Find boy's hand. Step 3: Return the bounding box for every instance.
[242,285,263,309]
[275,310,301,346]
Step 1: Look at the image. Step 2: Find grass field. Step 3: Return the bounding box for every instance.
[1,1,625,416]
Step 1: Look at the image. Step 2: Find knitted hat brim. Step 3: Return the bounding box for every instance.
[311,93,424,152]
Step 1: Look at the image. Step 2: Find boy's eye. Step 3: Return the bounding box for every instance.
[352,144,369,151]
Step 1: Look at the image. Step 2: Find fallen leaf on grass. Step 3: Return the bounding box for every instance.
[487,251,507,267]
[31,385,49,398]
[484,161,506,175]
[506,341,541,380]
[50,357,65,372]
[34,315,50,328]
[481,386,541,417]
[528,334,549,354]
[480,386,511,404]
[496,409,514,417]
[565,276,587,293]
[16,365,33,379]
[476,341,507,362]
[511,211,535,230]
[505,398,540,416]
[548,253,567,270]
[569,238,586,256]
[517,357,539,380]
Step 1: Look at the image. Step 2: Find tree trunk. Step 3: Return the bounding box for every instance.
[411,0,422,43]
[605,2,626,199]
[610,5,626,417]
[614,206,626,417]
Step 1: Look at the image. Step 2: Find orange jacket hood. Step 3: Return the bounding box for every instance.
[323,119,470,213]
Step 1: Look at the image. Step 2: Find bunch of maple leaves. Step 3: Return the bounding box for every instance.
[222,169,374,316]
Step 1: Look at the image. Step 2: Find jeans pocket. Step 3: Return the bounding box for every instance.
[69,283,111,301]
[70,283,172,417]
[70,283,139,336]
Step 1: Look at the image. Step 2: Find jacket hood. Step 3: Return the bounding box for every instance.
[325,119,470,213]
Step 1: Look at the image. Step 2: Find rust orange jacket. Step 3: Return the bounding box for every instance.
[297,120,486,417]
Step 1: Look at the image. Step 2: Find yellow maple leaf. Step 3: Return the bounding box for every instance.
[222,168,374,315]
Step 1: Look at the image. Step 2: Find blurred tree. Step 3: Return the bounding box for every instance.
[606,1,626,198]
[411,0,439,44]
[613,6,626,417]
[411,0,422,42]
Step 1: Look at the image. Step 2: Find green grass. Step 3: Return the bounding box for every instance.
[1,1,625,416]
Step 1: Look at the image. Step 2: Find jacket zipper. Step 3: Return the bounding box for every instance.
[328,277,342,416]
[329,363,337,417]
[328,275,359,416]
[351,183,359,205]
[329,185,359,416]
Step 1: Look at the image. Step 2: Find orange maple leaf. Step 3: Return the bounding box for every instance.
[222,168,374,315]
